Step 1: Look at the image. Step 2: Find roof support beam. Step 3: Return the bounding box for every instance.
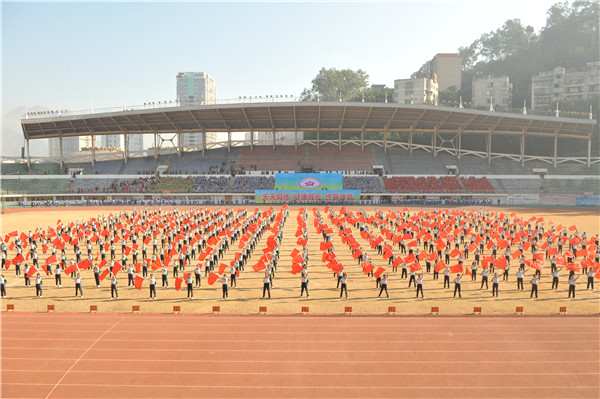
[553,123,563,168]
[214,109,230,131]
[187,111,206,131]
[316,106,321,150]
[432,126,438,158]
[587,136,592,169]
[360,107,372,152]
[520,129,526,167]
[26,139,30,169]
[339,106,347,151]
[59,133,64,169]
[154,132,158,159]
[383,108,399,154]
[293,106,298,150]
[91,135,96,167]
[487,127,493,165]
[123,130,128,164]
[457,128,462,160]
[588,124,594,169]
[361,126,365,152]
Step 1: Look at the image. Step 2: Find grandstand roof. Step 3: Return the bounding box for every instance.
[21,102,596,140]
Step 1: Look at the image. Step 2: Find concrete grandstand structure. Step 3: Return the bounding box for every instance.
[1,99,597,207]
[20,100,596,167]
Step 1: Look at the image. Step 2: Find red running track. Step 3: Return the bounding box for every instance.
[1,313,599,398]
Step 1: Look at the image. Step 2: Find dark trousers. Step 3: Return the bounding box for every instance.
[336,275,342,288]
[25,276,30,286]
[481,276,488,289]
[340,283,347,298]
[55,275,61,286]
[128,274,134,286]
[530,284,538,298]
[162,275,168,287]
[401,269,407,279]
[471,270,477,281]
[444,275,450,288]
[195,274,201,287]
[222,284,228,298]
[492,283,498,296]
[111,284,118,298]
[416,284,423,298]
[587,277,594,290]
[187,284,193,298]
[263,282,270,298]
[230,275,236,288]
[149,284,156,298]
[143,266,148,277]
[568,285,575,298]
[552,277,559,289]
[433,270,438,280]
[300,282,308,297]
[378,283,389,298]
[94,273,100,286]
[0,284,5,296]
[75,283,83,296]
[517,278,523,290]
[36,283,42,296]
[408,275,415,287]
[454,284,461,297]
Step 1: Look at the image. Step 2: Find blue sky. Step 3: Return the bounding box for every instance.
[2,1,558,113]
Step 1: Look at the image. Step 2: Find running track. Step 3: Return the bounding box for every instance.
[1,313,599,398]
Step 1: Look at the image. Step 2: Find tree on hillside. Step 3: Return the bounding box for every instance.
[348,86,394,103]
[300,68,369,102]
[458,1,599,114]
[458,19,536,69]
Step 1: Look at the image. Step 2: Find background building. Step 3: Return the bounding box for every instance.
[176,72,217,146]
[472,75,513,109]
[48,137,79,158]
[101,135,121,150]
[414,53,462,91]
[531,62,600,110]
[244,131,304,145]
[393,76,438,104]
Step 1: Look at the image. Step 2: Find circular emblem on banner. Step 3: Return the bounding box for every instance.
[298,177,321,189]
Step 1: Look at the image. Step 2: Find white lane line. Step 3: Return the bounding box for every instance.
[43,317,124,399]
[3,347,598,353]
[5,383,600,389]
[4,370,599,376]
[3,329,596,335]
[4,357,598,364]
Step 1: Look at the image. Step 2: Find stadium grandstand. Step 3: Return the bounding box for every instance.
[1,100,597,207]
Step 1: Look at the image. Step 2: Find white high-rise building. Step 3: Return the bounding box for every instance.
[101,135,121,150]
[393,77,438,104]
[48,137,80,158]
[126,134,144,153]
[531,63,600,110]
[176,72,217,147]
[472,76,513,109]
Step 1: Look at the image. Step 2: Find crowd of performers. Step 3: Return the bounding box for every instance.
[1,206,599,302]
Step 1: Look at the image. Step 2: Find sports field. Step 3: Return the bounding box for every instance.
[0,205,598,315]
[1,205,599,399]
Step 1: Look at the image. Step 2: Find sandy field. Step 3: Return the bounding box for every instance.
[1,205,599,315]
